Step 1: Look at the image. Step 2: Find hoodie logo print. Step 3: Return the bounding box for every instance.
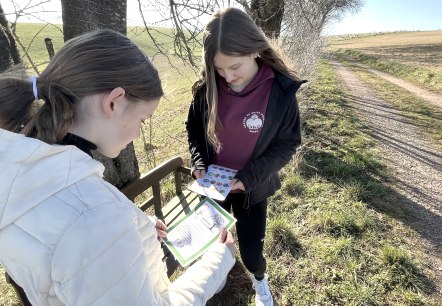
[243,112,264,133]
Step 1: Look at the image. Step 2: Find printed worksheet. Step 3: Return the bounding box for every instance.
[188,164,238,201]
[162,197,236,267]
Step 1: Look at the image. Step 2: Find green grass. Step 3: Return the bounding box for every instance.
[133,55,196,174]
[335,49,442,95]
[12,23,199,74]
[261,61,438,305]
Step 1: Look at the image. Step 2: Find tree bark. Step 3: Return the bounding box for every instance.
[0,4,21,72]
[94,144,140,189]
[61,0,140,189]
[250,0,284,38]
[61,0,127,41]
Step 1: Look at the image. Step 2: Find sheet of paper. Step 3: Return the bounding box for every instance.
[188,164,238,201]
[162,197,236,267]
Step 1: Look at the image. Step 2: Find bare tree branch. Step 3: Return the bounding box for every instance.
[281,0,364,80]
[169,0,197,66]
[135,0,193,76]
[2,0,64,74]
[12,31,40,75]
[235,0,250,14]
[135,0,221,69]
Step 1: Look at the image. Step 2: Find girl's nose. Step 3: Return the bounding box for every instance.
[225,73,234,82]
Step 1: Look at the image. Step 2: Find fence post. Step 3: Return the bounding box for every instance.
[44,38,55,60]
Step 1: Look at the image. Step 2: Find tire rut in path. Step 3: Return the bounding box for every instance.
[330,60,442,295]
[341,58,442,109]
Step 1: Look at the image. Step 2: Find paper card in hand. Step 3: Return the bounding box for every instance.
[188,164,238,201]
[162,197,236,267]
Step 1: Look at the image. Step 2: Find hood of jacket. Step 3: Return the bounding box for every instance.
[0,129,104,230]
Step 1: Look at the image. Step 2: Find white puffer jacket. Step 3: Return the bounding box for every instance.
[0,129,235,306]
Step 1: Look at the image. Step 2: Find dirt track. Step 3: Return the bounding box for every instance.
[350,61,442,108]
[331,60,442,296]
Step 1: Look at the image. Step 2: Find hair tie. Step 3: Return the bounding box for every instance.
[29,76,39,101]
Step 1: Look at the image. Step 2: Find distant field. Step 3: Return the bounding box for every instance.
[328,31,442,72]
[13,23,197,73]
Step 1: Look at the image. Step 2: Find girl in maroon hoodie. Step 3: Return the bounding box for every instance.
[186,7,304,306]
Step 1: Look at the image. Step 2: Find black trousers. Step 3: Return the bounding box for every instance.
[218,193,267,279]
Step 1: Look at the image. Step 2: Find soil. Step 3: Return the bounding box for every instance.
[331,60,442,299]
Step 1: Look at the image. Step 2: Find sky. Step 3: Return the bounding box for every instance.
[2,0,442,35]
[326,0,442,35]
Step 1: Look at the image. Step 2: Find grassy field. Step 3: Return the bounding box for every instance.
[133,54,197,173]
[11,23,195,74]
[1,25,441,305]
[328,31,442,72]
[265,61,438,305]
[327,31,442,95]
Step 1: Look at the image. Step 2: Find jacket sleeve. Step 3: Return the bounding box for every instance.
[235,95,301,192]
[185,92,211,174]
[51,200,235,306]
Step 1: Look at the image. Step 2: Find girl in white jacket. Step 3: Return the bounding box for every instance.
[0,29,235,306]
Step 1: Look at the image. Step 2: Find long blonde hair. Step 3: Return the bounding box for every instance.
[192,7,299,152]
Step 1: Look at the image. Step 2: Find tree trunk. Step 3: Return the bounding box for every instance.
[61,0,127,41]
[250,0,284,38]
[61,0,139,189]
[94,144,140,189]
[0,4,21,72]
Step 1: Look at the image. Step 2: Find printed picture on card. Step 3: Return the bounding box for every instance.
[188,164,238,201]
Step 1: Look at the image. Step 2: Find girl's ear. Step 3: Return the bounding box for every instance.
[101,87,126,119]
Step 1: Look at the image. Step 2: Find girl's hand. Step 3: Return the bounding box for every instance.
[218,228,236,257]
[193,169,206,179]
[155,219,168,241]
[230,179,245,191]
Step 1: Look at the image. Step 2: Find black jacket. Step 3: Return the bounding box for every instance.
[186,71,303,206]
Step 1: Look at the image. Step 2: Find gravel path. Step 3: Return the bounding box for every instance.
[331,60,442,295]
[351,62,442,109]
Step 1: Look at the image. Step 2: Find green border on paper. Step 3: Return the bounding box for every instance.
[162,197,236,267]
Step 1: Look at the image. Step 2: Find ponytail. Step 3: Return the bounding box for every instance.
[1,29,163,144]
[0,77,35,133]
[0,76,77,144]
[22,79,77,144]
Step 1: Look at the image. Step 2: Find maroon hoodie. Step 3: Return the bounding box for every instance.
[214,63,274,173]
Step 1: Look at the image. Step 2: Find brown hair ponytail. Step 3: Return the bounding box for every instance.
[0,77,35,133]
[0,29,163,144]
[22,80,78,143]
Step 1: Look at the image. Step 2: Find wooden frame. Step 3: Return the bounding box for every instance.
[121,156,200,275]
